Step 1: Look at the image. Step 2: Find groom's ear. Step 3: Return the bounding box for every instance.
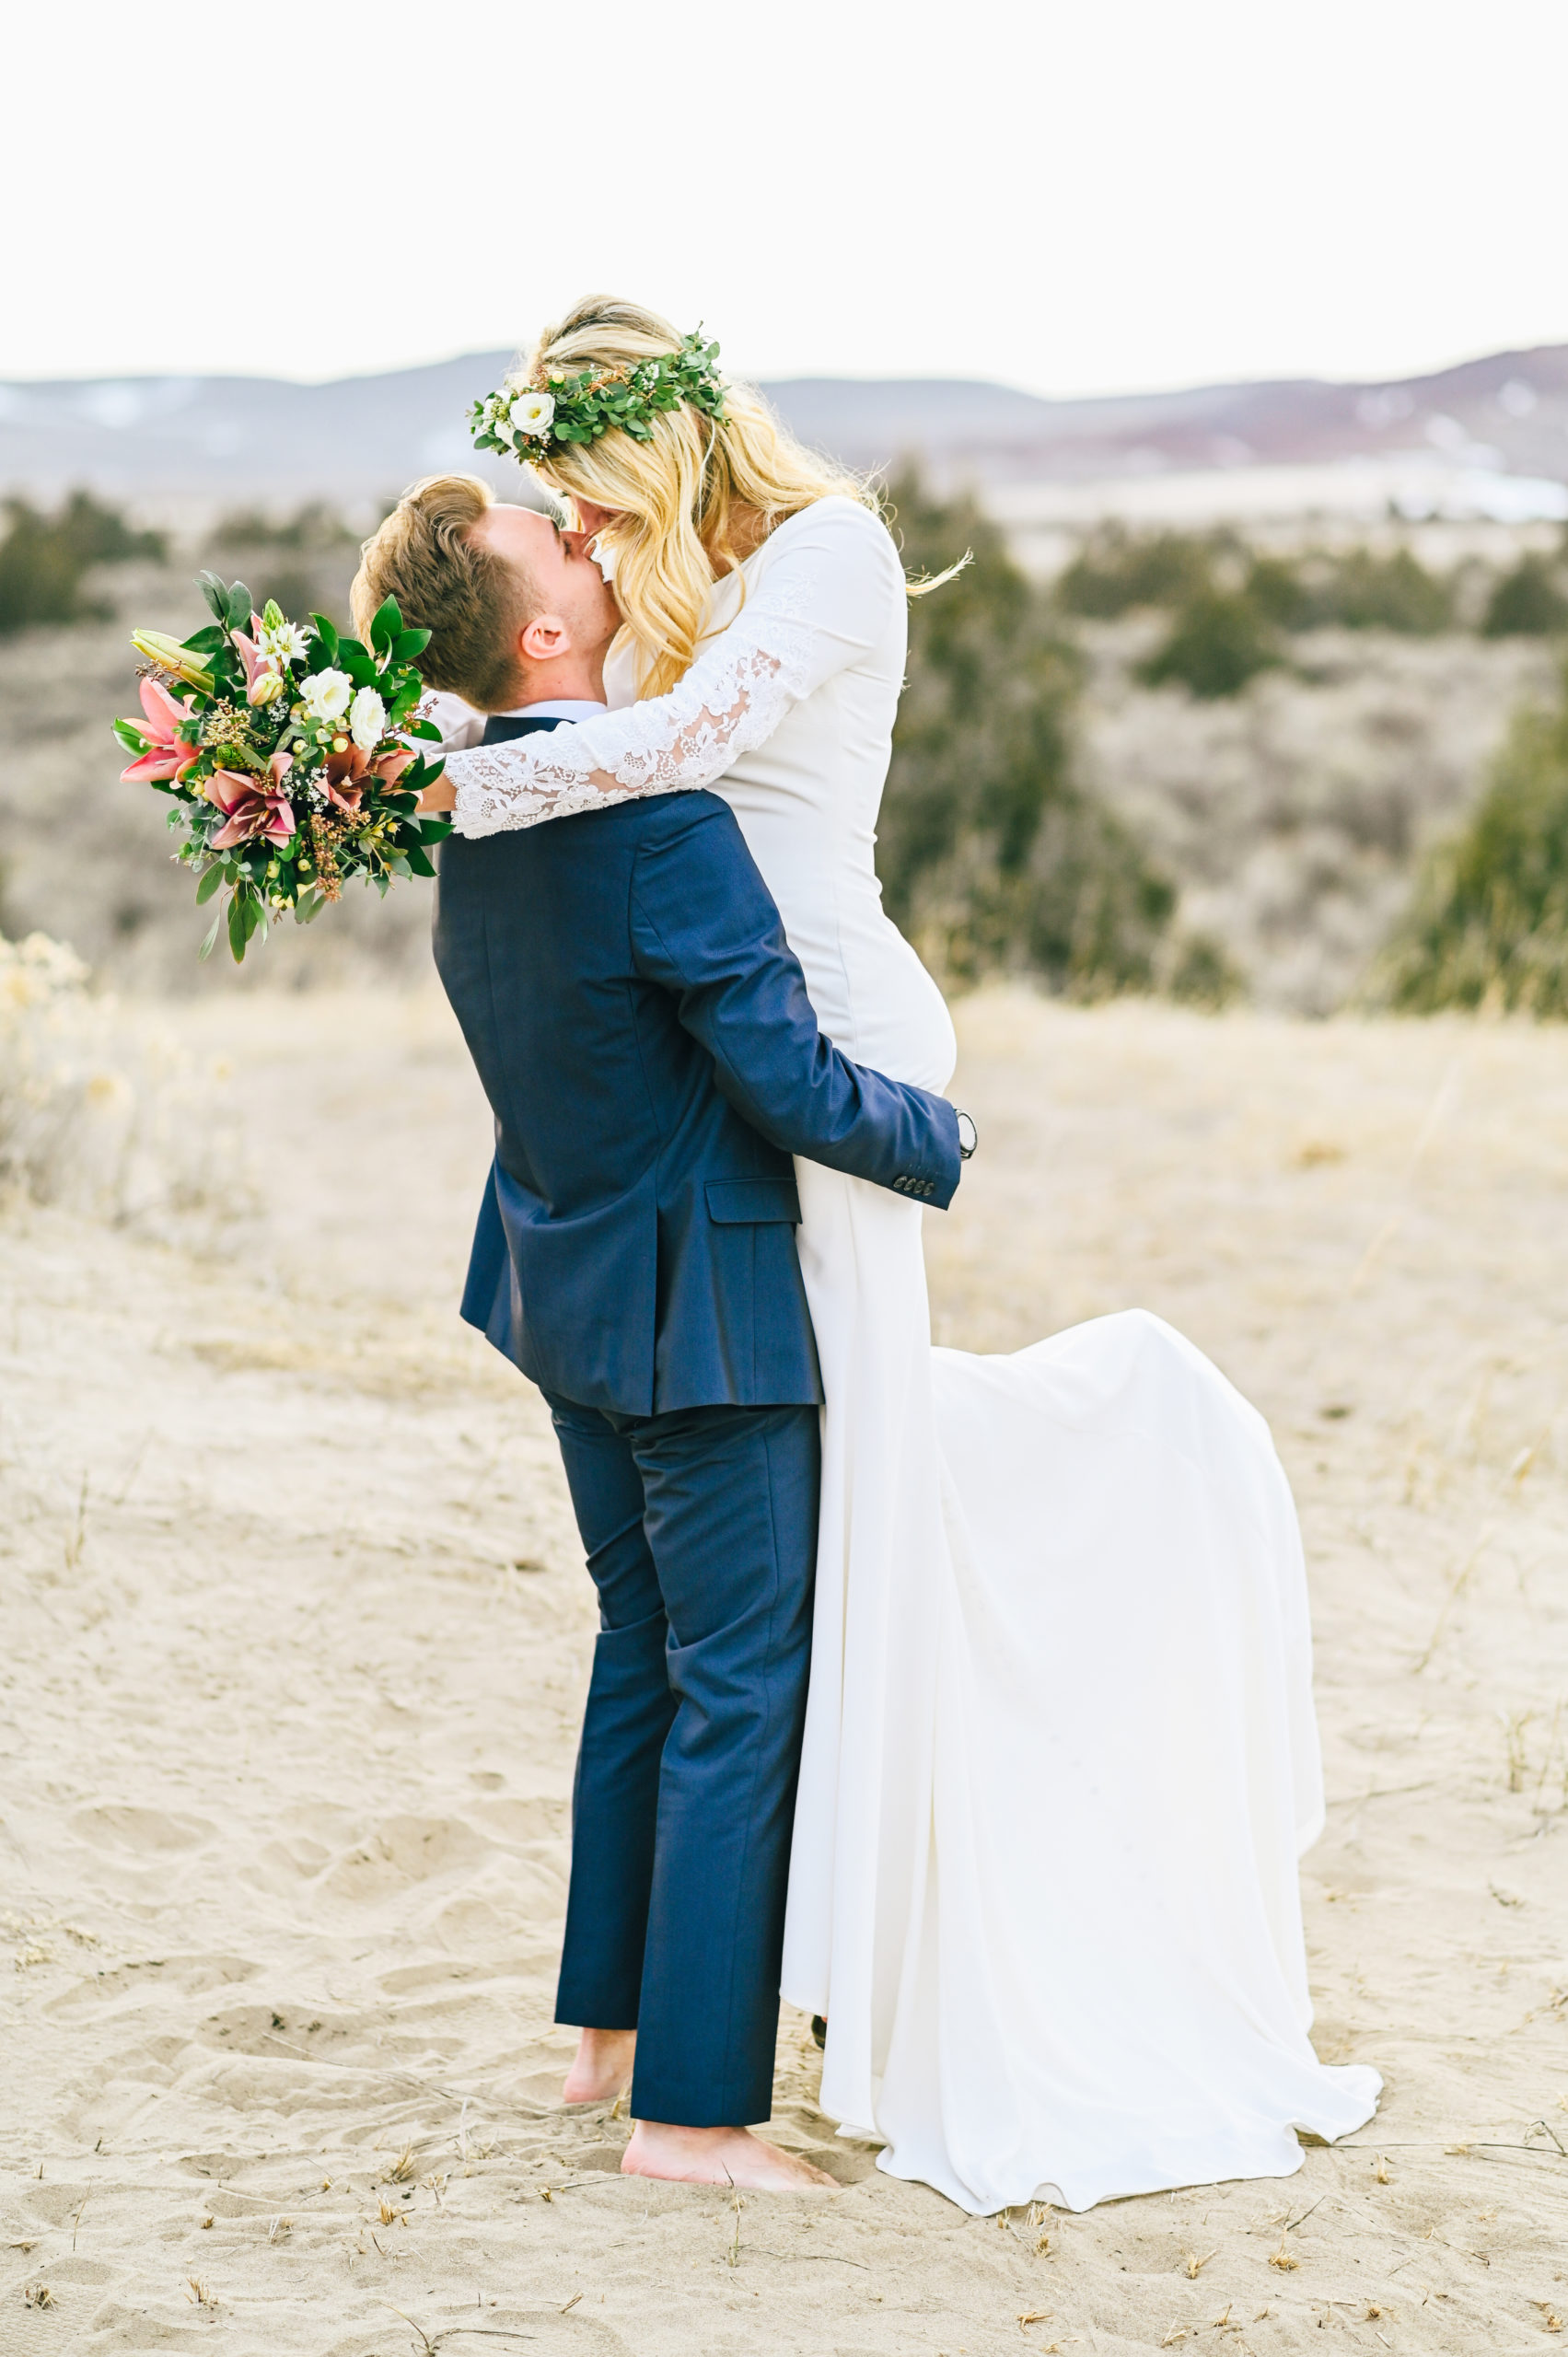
[519,613,572,663]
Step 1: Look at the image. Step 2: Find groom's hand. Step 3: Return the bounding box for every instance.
[418,772,458,812]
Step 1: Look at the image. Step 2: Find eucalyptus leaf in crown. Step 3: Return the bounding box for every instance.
[469,330,726,463]
[112,576,452,964]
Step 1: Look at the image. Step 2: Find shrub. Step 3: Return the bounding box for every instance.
[1166,931,1245,1009]
[206,505,361,638]
[1137,591,1282,700]
[1481,553,1568,639]
[1322,547,1451,634]
[211,502,357,552]
[1055,525,1218,618]
[1372,667,1568,1013]
[0,492,167,636]
[879,471,1179,993]
[51,490,167,568]
[1243,554,1320,632]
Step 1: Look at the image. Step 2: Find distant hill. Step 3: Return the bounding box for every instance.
[4,343,1568,516]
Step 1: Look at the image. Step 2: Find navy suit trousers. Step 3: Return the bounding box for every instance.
[544,1390,819,2129]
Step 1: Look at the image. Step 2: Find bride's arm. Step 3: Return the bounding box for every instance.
[442,502,902,840]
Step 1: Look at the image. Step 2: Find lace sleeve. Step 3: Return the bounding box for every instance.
[447,498,900,839]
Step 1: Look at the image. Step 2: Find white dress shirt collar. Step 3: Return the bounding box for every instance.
[493,698,609,722]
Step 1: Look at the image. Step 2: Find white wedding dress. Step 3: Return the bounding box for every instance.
[447,497,1381,2212]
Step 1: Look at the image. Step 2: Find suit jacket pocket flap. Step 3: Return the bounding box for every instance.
[704,1178,802,1225]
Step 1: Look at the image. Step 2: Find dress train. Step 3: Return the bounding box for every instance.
[782,1164,1380,2215]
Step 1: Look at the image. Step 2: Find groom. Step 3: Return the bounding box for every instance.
[354,480,965,2191]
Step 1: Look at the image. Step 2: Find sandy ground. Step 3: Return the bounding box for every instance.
[4,987,1568,2357]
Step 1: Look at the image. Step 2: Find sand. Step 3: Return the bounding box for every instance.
[4,986,1567,2356]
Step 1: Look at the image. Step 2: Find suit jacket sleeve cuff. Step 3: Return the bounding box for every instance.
[923,1095,963,1209]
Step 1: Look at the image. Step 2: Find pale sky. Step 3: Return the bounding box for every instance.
[9,0,1566,399]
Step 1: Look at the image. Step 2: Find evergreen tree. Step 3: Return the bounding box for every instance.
[879,472,1177,993]
[1481,552,1568,639]
[1374,664,1568,1013]
[1137,590,1282,700]
[0,492,166,636]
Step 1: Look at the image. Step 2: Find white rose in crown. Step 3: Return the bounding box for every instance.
[301,668,353,725]
[348,686,387,751]
[508,390,555,440]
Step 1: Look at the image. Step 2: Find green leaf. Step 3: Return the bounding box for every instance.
[225,582,253,631]
[394,626,432,660]
[180,623,229,655]
[198,902,224,960]
[418,815,454,845]
[404,845,436,878]
[309,612,340,662]
[227,891,249,962]
[195,865,223,905]
[197,571,232,622]
[296,889,326,924]
[369,595,401,652]
[112,717,150,755]
[336,637,377,687]
[404,715,444,740]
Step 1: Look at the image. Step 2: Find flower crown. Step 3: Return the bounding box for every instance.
[468,329,726,465]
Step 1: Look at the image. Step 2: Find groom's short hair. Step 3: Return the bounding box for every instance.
[352,474,540,710]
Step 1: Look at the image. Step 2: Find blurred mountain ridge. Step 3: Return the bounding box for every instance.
[5,343,1568,513]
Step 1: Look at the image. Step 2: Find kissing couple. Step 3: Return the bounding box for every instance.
[351,295,1380,2212]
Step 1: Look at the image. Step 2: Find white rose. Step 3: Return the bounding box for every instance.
[509,389,555,439]
[349,687,387,751]
[301,668,352,725]
[492,415,517,447]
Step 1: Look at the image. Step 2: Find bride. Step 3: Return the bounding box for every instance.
[417,296,1380,2213]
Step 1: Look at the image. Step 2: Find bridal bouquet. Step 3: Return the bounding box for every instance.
[114,575,450,962]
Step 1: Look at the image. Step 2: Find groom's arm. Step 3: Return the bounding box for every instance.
[629,798,962,1206]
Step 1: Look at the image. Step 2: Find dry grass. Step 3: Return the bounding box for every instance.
[0,555,1558,1018]
[3,986,1568,2353]
[0,927,250,1241]
[1076,621,1559,1011]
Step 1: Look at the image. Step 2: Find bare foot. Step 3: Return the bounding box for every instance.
[563,2026,636,2105]
[621,2120,836,2190]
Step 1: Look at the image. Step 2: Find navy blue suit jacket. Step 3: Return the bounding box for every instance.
[433,723,959,1417]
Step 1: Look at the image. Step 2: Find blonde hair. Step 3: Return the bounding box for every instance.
[351,473,540,710]
[515,296,877,699]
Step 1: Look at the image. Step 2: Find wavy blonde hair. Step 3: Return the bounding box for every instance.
[513,296,878,699]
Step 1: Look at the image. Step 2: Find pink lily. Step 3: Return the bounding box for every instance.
[203,754,296,851]
[319,743,370,814]
[318,742,415,816]
[119,675,201,784]
[373,746,415,788]
[231,621,283,707]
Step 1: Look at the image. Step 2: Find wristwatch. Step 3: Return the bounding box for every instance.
[955,1109,978,1162]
